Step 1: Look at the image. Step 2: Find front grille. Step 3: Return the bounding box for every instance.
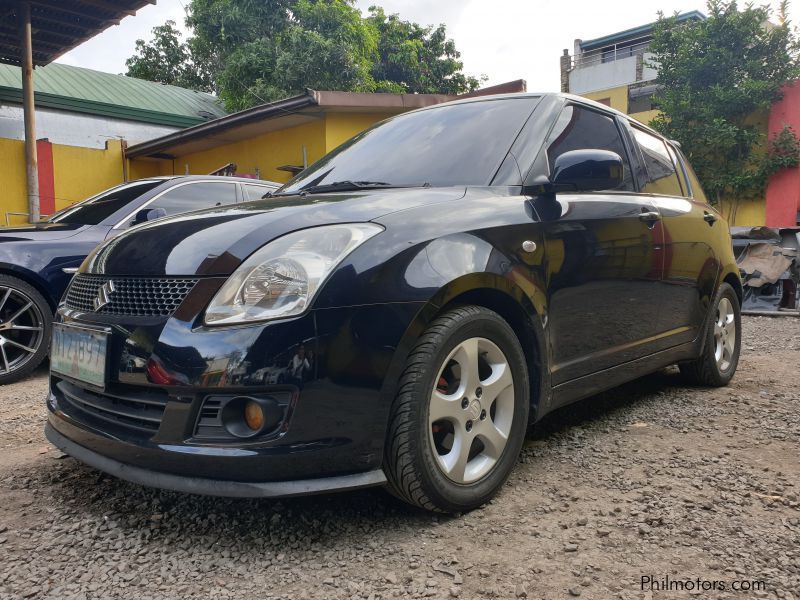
[65,275,199,316]
[56,379,168,434]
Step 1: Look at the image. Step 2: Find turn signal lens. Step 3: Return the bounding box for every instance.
[244,400,265,431]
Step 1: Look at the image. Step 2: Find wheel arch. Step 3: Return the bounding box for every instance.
[0,264,57,310]
[379,273,550,425]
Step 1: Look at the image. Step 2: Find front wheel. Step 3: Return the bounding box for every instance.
[0,275,51,385]
[384,305,529,513]
[679,282,741,386]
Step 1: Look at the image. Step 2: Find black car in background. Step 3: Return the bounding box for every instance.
[46,93,742,513]
[0,176,279,384]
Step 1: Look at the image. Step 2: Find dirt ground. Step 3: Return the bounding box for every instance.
[0,316,798,600]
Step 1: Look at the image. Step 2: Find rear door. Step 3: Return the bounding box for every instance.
[539,103,665,385]
[626,126,718,349]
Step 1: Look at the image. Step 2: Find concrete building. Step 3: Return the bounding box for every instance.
[0,62,226,224]
[560,11,704,125]
[561,12,800,227]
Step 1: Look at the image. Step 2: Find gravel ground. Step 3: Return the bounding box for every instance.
[0,316,798,600]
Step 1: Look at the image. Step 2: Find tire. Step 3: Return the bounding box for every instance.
[0,275,51,385]
[384,305,529,513]
[679,282,741,386]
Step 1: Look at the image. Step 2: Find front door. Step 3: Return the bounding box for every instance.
[535,104,665,385]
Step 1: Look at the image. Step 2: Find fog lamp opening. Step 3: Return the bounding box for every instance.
[219,395,283,438]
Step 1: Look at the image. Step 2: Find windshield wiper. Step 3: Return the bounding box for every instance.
[300,180,432,195]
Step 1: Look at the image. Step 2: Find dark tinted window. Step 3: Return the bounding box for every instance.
[281,98,537,193]
[243,183,275,201]
[546,106,634,191]
[147,182,238,216]
[50,180,163,225]
[632,128,683,196]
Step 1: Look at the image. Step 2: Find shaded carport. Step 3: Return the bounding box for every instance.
[0,0,155,222]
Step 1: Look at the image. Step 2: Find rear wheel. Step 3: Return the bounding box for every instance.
[0,275,51,384]
[384,305,529,513]
[679,282,741,386]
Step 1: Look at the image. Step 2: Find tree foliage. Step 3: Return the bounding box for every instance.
[125,1,483,111]
[125,20,214,93]
[648,0,800,204]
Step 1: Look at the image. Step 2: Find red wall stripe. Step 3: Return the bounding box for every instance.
[36,139,55,217]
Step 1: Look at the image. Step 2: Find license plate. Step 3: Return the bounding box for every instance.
[51,323,109,389]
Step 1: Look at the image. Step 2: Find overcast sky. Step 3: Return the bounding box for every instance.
[58,0,798,93]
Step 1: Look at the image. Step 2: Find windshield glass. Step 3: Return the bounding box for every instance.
[280,97,537,194]
[49,180,165,225]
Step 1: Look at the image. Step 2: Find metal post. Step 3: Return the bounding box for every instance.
[18,2,39,223]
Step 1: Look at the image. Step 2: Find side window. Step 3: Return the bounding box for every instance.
[148,182,238,216]
[546,105,634,191]
[243,184,274,201]
[666,143,689,197]
[632,128,683,196]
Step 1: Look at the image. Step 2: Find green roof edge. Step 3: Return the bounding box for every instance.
[0,87,210,128]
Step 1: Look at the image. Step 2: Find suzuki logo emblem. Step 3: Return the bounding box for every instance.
[94,280,116,311]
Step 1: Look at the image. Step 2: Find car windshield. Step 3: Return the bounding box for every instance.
[48,180,165,225]
[279,97,537,195]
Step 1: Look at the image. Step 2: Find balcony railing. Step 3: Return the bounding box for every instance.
[571,37,652,70]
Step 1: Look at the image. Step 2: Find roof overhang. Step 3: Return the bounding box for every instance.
[580,10,705,52]
[126,80,527,160]
[0,0,155,66]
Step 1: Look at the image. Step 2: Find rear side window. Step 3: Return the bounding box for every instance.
[546,105,634,191]
[243,183,274,201]
[147,182,238,216]
[632,128,683,196]
[666,143,689,196]
[676,148,708,203]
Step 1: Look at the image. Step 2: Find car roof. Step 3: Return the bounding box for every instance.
[139,175,280,187]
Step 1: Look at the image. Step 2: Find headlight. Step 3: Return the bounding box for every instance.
[204,223,382,325]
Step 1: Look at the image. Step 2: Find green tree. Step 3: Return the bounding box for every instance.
[648,0,800,209]
[125,20,214,92]
[125,1,482,111]
[367,6,483,94]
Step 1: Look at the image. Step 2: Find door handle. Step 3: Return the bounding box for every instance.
[703,212,718,226]
[639,211,661,223]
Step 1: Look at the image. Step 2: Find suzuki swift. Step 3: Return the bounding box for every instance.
[45,93,742,513]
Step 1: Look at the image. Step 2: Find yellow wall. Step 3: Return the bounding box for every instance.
[0,138,127,225]
[51,140,125,209]
[324,111,396,153]
[0,138,27,225]
[581,85,657,125]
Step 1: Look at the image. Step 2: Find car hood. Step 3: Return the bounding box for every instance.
[0,222,90,242]
[84,187,466,276]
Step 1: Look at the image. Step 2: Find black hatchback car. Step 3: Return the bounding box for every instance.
[0,175,278,384]
[45,93,742,513]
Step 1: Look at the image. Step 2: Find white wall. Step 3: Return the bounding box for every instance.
[569,54,658,95]
[0,104,180,149]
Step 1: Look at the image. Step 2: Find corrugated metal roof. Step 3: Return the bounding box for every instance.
[0,0,155,67]
[0,62,226,126]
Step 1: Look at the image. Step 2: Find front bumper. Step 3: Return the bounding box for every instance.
[47,292,425,496]
[45,423,386,498]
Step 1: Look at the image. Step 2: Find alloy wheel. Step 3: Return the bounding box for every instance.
[428,337,515,484]
[0,286,45,376]
[713,297,736,372]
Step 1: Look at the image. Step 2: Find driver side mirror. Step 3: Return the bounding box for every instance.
[525,149,624,195]
[131,207,167,226]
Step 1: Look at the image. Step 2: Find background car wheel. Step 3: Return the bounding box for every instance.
[384,305,529,513]
[0,275,51,385]
[679,282,741,387]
